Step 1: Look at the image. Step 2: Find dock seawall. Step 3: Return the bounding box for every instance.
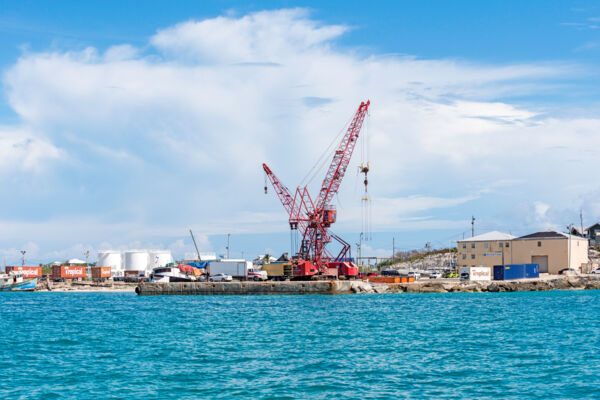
[135,276,600,295]
[135,280,370,295]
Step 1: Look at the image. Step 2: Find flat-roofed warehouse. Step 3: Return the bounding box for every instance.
[457,231,516,270]
[511,231,588,274]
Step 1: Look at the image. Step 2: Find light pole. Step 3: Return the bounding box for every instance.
[359,232,363,268]
[20,250,26,266]
[226,234,231,259]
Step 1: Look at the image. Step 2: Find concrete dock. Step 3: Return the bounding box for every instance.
[136,275,600,295]
[135,280,375,295]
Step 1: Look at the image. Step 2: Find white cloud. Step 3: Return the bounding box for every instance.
[0,127,62,173]
[1,9,599,260]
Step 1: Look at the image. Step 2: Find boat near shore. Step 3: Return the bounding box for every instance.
[149,266,198,283]
[0,272,38,291]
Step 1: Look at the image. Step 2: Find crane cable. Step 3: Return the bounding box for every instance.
[299,110,357,188]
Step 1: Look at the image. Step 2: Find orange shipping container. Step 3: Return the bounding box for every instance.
[91,266,111,279]
[52,265,86,280]
[5,266,42,278]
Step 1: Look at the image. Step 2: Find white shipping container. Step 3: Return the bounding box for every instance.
[460,266,491,281]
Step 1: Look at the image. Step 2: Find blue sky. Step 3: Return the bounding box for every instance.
[1,1,600,264]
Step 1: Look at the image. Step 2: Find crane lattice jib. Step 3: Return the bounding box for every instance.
[316,100,370,211]
[263,163,295,216]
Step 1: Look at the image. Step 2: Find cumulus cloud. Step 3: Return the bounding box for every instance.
[1,8,599,263]
[0,127,62,173]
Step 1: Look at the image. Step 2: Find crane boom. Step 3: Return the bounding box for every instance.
[263,163,295,216]
[316,100,370,210]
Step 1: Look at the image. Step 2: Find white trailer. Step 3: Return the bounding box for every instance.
[208,260,254,280]
[460,266,491,281]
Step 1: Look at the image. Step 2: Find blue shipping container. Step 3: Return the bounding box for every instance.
[525,263,539,278]
[493,264,527,280]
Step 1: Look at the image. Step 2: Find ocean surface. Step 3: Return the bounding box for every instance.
[2,291,600,399]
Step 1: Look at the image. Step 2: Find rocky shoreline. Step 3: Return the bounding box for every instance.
[367,275,600,294]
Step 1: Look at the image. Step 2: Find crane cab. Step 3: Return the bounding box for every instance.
[322,208,337,226]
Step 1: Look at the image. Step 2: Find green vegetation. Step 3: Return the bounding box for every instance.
[377,247,457,268]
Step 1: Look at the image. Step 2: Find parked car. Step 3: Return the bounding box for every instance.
[592,269,600,274]
[558,268,579,276]
[407,271,421,280]
[382,270,401,277]
[429,271,442,279]
[209,273,233,282]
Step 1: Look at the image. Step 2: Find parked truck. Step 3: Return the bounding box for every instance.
[208,260,266,281]
[262,262,293,280]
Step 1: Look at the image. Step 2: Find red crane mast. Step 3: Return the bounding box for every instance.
[263,100,370,277]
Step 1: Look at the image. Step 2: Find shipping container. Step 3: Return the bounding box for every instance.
[124,270,143,277]
[52,265,86,280]
[91,266,111,280]
[460,266,491,281]
[525,263,540,278]
[493,264,527,280]
[5,266,42,278]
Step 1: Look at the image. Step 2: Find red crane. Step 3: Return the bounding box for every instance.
[263,100,370,278]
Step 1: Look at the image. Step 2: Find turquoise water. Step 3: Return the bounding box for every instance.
[2,291,600,399]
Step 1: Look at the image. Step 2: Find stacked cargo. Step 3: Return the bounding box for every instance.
[52,265,86,281]
[493,264,539,280]
[5,266,42,278]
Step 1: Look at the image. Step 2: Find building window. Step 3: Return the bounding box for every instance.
[537,241,542,247]
[471,243,475,249]
[506,242,510,248]
[462,244,466,249]
[484,243,488,249]
[471,254,475,259]
[462,254,466,260]
[499,242,503,248]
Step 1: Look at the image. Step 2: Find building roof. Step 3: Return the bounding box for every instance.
[458,231,516,242]
[515,231,586,240]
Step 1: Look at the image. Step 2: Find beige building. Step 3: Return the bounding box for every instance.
[457,231,516,270]
[511,231,588,274]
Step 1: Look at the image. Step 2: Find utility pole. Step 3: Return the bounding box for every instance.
[471,216,475,238]
[580,210,584,237]
[567,224,573,268]
[226,233,231,259]
[20,250,26,266]
[392,237,395,264]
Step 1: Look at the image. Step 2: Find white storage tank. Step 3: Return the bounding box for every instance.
[97,251,122,276]
[124,250,149,272]
[148,250,173,271]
